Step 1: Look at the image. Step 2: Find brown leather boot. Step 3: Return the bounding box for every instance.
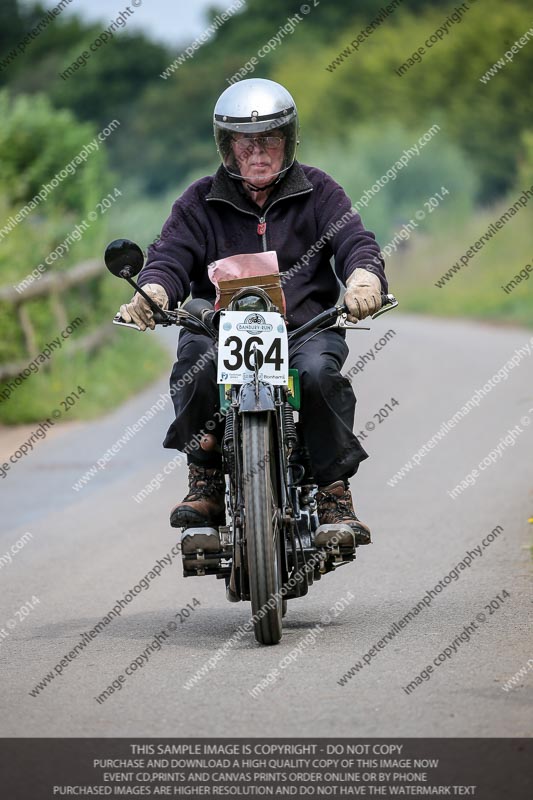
[315,480,371,546]
[170,465,225,528]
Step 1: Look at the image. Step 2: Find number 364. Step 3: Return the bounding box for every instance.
[222,335,283,371]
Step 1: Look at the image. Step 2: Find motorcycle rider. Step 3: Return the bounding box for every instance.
[120,78,386,548]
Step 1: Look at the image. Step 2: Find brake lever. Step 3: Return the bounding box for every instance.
[372,293,398,319]
[334,314,370,331]
[113,314,142,331]
[337,293,398,325]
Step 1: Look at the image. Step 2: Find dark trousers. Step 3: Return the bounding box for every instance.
[163,328,368,485]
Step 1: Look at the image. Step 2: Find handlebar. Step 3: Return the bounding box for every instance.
[287,293,398,341]
[113,307,215,337]
[113,293,398,338]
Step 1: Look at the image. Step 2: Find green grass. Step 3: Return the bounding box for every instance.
[390,192,533,327]
[0,331,170,425]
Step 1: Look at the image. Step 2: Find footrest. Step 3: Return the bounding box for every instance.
[314,523,355,548]
[181,527,221,553]
[181,527,222,574]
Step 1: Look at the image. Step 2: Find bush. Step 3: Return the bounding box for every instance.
[0,90,108,213]
[0,93,168,423]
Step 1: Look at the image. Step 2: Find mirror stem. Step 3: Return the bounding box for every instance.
[121,273,172,323]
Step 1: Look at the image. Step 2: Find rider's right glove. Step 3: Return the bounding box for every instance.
[119,284,169,331]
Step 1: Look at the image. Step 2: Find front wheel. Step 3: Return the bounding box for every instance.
[242,413,283,645]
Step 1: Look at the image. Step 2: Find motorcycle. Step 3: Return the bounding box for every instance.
[105,238,398,645]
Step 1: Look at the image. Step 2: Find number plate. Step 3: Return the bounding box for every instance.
[217,311,289,385]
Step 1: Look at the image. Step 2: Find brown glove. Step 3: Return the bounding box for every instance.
[344,268,382,323]
[119,284,169,331]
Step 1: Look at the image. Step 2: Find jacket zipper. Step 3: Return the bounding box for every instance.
[257,217,267,250]
[207,188,312,253]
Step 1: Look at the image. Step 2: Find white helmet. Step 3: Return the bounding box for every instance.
[214,78,299,188]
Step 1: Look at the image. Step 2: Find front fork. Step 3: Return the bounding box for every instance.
[225,383,295,601]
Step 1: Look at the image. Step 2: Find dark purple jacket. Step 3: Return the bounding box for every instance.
[139,162,386,330]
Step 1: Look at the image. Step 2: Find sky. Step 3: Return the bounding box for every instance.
[35,0,234,47]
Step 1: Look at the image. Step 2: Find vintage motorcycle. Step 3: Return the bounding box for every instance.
[106,238,397,645]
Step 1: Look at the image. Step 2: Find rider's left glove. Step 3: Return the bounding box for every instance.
[119,284,169,331]
[344,268,382,323]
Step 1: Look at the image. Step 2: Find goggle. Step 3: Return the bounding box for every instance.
[232,136,284,151]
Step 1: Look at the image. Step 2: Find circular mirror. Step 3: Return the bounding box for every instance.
[104,239,144,278]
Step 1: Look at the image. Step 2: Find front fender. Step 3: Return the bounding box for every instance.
[238,382,276,412]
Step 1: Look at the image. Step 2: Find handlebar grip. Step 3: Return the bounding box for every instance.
[339,294,392,315]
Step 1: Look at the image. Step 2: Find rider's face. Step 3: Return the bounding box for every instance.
[231,133,286,187]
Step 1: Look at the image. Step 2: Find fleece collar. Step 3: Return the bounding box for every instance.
[206,161,313,215]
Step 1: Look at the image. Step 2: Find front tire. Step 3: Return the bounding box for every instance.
[242,413,283,645]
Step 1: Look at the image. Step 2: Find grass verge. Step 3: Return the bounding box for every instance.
[390,192,533,328]
[0,332,170,425]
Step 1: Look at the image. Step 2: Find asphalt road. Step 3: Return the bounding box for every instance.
[1,314,532,737]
